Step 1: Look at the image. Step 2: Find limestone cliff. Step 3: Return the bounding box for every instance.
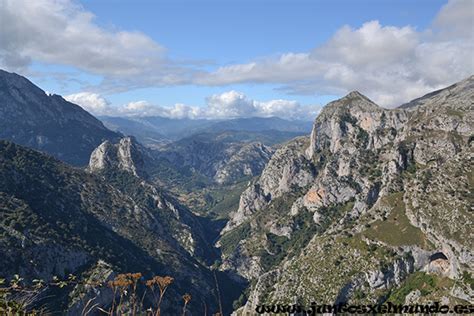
[220,76,473,312]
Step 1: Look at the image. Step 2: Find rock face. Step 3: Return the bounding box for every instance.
[88,137,148,178]
[0,69,121,165]
[223,136,314,233]
[213,142,273,184]
[158,133,274,185]
[220,76,474,313]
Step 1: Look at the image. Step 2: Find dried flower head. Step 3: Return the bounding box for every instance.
[183,293,192,304]
[146,279,154,288]
[108,274,134,289]
[154,276,174,292]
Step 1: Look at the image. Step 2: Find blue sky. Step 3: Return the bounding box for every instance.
[1,0,472,119]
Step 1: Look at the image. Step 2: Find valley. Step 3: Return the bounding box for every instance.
[0,69,473,314]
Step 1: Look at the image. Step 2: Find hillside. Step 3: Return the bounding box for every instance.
[0,70,121,165]
[0,139,242,314]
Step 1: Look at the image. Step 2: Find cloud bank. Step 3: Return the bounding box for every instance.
[0,0,190,84]
[196,0,474,106]
[65,91,319,120]
[2,0,473,109]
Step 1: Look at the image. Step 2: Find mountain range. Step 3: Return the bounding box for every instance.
[0,69,472,314]
[99,115,312,148]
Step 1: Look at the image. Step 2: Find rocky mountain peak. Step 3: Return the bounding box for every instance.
[88,137,147,178]
[321,90,381,116]
[346,90,368,99]
[220,77,473,312]
[306,91,406,157]
[0,69,41,92]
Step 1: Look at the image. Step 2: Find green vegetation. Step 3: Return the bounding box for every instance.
[461,271,474,291]
[206,180,250,218]
[272,233,396,305]
[358,150,383,181]
[259,199,355,270]
[386,272,454,305]
[356,127,369,146]
[362,192,428,248]
[445,108,464,118]
[163,175,250,219]
[219,223,251,255]
[0,141,243,315]
[150,158,212,193]
[259,210,317,270]
[339,111,357,131]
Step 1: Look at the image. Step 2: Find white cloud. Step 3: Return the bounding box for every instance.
[206,91,256,118]
[0,0,191,83]
[65,92,113,114]
[205,91,318,120]
[316,21,419,67]
[65,91,319,120]
[119,101,202,119]
[194,0,474,107]
[434,0,474,39]
[2,0,472,108]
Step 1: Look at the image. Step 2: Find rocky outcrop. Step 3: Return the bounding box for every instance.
[88,137,148,178]
[223,137,314,233]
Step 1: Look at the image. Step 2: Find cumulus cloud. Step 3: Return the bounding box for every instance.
[205,91,318,120]
[194,0,474,107]
[0,0,190,83]
[65,91,319,120]
[119,101,202,119]
[65,92,113,114]
[434,0,474,38]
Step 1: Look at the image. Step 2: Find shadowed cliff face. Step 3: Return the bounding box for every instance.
[0,70,121,166]
[219,76,474,313]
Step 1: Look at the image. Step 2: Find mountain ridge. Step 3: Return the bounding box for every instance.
[0,69,121,165]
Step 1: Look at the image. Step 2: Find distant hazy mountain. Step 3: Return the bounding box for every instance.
[99,115,312,147]
[0,70,121,165]
[99,116,212,146]
[204,116,313,133]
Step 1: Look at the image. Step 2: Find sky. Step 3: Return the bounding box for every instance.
[0,0,473,120]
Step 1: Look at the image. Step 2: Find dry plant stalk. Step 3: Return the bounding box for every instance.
[182,293,191,316]
[145,276,174,316]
